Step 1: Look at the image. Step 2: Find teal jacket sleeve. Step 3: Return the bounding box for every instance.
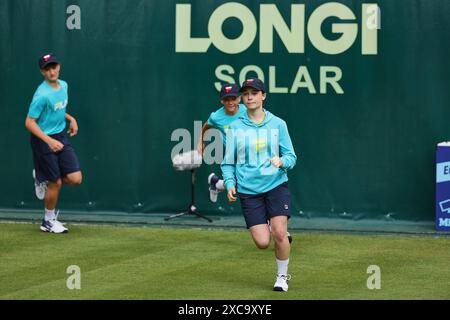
[221,126,237,191]
[279,120,297,170]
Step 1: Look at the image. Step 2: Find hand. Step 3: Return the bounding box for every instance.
[47,137,64,152]
[227,188,237,202]
[270,156,283,168]
[67,119,78,137]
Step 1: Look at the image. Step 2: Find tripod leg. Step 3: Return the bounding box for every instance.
[189,206,213,223]
[165,169,213,222]
[193,212,213,223]
[164,211,188,221]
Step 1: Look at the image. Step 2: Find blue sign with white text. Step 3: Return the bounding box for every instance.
[436,143,450,231]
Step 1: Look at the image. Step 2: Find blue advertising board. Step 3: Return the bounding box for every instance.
[436,142,450,231]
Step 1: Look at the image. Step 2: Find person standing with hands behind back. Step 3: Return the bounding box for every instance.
[221,78,297,292]
[25,53,82,234]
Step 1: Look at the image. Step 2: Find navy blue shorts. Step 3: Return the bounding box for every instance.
[238,182,291,229]
[30,131,81,183]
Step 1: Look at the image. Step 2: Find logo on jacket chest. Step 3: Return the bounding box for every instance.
[255,137,267,152]
[54,99,68,111]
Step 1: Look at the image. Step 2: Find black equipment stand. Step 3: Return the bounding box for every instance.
[164,169,213,222]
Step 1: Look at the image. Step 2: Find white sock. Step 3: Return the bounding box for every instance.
[276,258,289,275]
[45,208,56,221]
[215,179,225,191]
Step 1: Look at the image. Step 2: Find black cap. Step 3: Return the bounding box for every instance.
[220,83,240,99]
[240,78,266,93]
[38,53,60,69]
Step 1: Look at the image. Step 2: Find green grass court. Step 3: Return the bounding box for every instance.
[1,222,449,300]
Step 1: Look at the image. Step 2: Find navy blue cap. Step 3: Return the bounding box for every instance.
[220,83,240,99]
[38,53,60,69]
[239,78,266,93]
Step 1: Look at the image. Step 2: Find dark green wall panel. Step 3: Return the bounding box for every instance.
[1,0,449,221]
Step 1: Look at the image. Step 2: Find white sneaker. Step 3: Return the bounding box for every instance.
[40,210,69,233]
[273,274,291,292]
[40,219,68,233]
[208,173,220,203]
[209,187,219,203]
[54,210,68,226]
[32,169,48,200]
